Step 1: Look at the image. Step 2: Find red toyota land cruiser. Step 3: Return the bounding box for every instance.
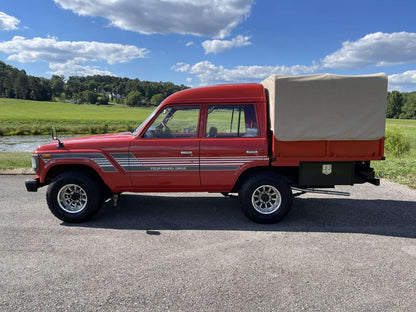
[26,74,387,224]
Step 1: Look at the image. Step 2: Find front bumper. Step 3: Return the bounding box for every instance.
[25,178,41,192]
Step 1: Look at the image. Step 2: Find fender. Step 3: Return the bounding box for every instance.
[36,150,125,191]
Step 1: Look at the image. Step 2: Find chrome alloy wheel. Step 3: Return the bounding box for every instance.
[251,185,282,214]
[57,184,88,214]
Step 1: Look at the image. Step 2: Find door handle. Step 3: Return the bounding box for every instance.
[181,151,193,156]
[246,150,258,155]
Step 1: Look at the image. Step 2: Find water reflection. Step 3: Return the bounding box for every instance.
[0,135,79,152]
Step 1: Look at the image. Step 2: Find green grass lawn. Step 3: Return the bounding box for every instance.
[372,119,416,188]
[0,98,154,135]
[0,152,31,169]
[385,118,416,146]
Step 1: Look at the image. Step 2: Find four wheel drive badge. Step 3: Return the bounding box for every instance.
[322,164,332,175]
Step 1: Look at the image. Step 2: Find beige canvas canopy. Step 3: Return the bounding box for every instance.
[261,73,388,141]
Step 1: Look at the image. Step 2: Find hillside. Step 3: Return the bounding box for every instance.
[0,61,187,106]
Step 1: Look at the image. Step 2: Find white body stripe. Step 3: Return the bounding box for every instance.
[111,153,267,172]
[40,153,117,172]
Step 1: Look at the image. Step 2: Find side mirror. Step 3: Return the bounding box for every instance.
[51,127,64,148]
[51,127,57,140]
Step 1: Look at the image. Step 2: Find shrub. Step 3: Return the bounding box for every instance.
[126,91,142,107]
[384,127,410,156]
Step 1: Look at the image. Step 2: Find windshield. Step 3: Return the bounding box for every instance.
[132,104,162,136]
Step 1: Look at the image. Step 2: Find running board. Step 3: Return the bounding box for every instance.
[291,187,350,197]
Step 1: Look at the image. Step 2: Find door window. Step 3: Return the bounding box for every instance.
[143,106,200,138]
[206,105,258,138]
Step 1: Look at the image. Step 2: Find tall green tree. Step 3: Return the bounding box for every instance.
[126,91,143,107]
[400,95,416,119]
[386,91,403,119]
[66,76,83,98]
[50,75,65,100]
[150,93,165,106]
[15,70,30,99]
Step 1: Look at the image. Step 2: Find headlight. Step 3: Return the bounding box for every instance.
[31,154,39,171]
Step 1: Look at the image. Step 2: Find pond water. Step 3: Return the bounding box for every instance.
[0,135,81,152]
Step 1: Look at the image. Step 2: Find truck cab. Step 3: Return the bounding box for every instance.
[127,83,269,193]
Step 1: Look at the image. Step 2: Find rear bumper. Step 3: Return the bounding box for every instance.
[25,178,41,192]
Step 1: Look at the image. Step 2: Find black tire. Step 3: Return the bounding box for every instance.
[46,171,103,223]
[239,173,293,224]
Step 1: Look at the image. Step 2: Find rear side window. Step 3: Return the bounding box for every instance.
[206,105,258,138]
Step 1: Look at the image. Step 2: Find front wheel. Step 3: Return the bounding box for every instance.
[46,171,103,223]
[239,173,293,224]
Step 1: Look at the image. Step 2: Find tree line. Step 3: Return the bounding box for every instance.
[0,61,187,107]
[387,91,416,119]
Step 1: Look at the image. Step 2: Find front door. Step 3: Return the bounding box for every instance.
[128,105,201,191]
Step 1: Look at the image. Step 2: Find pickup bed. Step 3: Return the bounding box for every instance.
[26,73,387,223]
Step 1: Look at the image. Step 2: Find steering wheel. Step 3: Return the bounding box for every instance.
[161,121,171,132]
[160,121,174,138]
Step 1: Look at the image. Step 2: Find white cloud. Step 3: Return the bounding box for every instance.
[202,35,252,54]
[49,61,115,77]
[173,61,320,85]
[185,41,194,47]
[388,70,416,91]
[177,32,416,88]
[0,11,20,31]
[0,36,148,77]
[53,0,253,39]
[0,36,148,64]
[322,32,416,69]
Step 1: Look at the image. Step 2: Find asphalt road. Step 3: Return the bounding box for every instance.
[1,175,415,311]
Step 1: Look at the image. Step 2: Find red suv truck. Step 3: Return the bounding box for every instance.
[25,73,387,223]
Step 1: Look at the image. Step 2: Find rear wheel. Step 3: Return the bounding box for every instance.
[46,171,103,223]
[239,173,293,223]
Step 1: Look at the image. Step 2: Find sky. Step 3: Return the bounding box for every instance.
[1,0,416,91]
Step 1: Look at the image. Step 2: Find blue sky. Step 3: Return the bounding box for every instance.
[1,0,416,91]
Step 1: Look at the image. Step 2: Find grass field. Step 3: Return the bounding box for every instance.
[0,99,415,188]
[372,119,416,188]
[0,152,31,170]
[0,98,154,135]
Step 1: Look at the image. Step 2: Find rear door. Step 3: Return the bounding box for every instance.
[200,104,268,191]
